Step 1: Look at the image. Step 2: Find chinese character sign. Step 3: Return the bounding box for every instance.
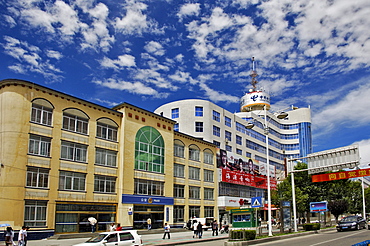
[311,168,370,182]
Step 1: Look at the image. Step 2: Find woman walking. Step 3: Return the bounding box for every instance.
[4,226,15,246]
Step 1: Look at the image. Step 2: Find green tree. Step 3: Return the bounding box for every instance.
[327,200,348,223]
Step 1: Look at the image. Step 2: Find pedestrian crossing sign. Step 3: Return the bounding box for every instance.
[251,196,262,208]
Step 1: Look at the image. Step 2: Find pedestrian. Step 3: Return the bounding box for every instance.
[116,223,122,231]
[197,221,203,239]
[18,226,27,246]
[147,218,152,230]
[109,223,116,232]
[88,217,97,233]
[4,226,15,246]
[162,223,170,239]
[212,220,218,236]
[302,217,306,224]
[23,227,29,246]
[192,220,198,238]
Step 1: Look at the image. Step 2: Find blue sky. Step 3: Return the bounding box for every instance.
[1,0,370,165]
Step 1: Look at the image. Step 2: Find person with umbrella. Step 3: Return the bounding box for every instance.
[4,226,15,246]
[88,217,97,233]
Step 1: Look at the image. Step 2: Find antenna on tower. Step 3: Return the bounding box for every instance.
[250,57,258,91]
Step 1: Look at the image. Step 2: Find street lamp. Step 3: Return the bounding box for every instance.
[248,105,288,236]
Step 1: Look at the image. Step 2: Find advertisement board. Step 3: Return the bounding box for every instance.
[310,201,328,212]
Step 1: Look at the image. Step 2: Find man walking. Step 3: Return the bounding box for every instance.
[212,220,218,236]
[147,218,152,230]
[162,223,170,239]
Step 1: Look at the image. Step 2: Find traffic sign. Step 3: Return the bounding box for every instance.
[251,196,262,208]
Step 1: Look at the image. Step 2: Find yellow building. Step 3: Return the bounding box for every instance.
[0,79,218,236]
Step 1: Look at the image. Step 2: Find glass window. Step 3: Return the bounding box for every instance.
[94,175,116,193]
[61,141,87,162]
[171,108,179,119]
[31,103,53,126]
[236,148,242,155]
[195,122,203,132]
[189,206,200,218]
[174,164,185,177]
[135,126,164,173]
[213,141,220,148]
[174,123,179,132]
[195,107,203,116]
[174,184,185,198]
[189,145,200,161]
[204,206,214,218]
[204,169,214,182]
[24,200,47,227]
[189,166,200,180]
[212,110,220,122]
[95,148,117,167]
[226,145,232,152]
[225,131,232,141]
[174,142,185,158]
[97,122,117,141]
[62,112,88,134]
[225,116,231,127]
[28,134,51,157]
[26,167,49,188]
[204,188,214,200]
[189,186,200,199]
[213,126,220,137]
[174,206,184,222]
[236,135,242,145]
[59,171,86,191]
[204,150,213,164]
[134,179,164,196]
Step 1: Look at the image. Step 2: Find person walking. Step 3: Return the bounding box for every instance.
[212,220,218,236]
[147,218,152,230]
[162,223,170,239]
[192,220,198,238]
[109,223,116,231]
[4,226,15,246]
[17,226,27,246]
[197,221,203,239]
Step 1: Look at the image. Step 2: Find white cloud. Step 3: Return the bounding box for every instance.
[168,71,190,83]
[46,50,63,59]
[144,41,165,56]
[177,3,201,21]
[100,55,136,69]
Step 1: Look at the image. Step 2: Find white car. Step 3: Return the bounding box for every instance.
[73,230,143,246]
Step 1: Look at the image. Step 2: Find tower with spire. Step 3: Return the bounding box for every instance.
[240,57,270,112]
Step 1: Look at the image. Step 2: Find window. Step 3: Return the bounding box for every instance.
[236,148,242,155]
[24,200,47,226]
[62,112,88,134]
[174,164,185,177]
[135,126,164,173]
[31,103,53,126]
[226,145,232,152]
[174,206,184,222]
[174,184,185,198]
[213,141,220,148]
[204,150,214,164]
[174,123,179,132]
[97,122,117,141]
[94,175,116,193]
[189,166,200,180]
[236,135,242,145]
[119,232,134,241]
[189,186,200,199]
[26,167,49,188]
[204,206,214,218]
[225,116,231,127]
[225,131,232,141]
[61,141,87,162]
[171,108,179,119]
[213,110,220,122]
[174,141,185,158]
[204,169,214,182]
[59,171,86,191]
[195,106,203,116]
[213,126,220,137]
[195,122,203,132]
[28,134,51,157]
[204,188,214,200]
[189,206,200,218]
[95,148,117,167]
[134,179,164,196]
[189,145,200,161]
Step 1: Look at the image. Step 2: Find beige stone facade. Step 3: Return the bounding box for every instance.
[0,79,218,234]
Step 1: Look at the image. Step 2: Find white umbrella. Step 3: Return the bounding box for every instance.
[88,217,97,225]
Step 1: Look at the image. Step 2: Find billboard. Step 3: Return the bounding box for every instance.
[310,201,328,212]
[307,144,359,174]
[312,168,370,182]
[217,149,277,189]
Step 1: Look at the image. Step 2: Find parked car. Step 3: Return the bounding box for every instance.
[367,219,370,230]
[336,215,366,232]
[73,230,143,246]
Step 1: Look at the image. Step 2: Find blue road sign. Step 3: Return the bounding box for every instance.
[251,196,262,208]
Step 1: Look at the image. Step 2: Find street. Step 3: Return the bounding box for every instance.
[25,228,370,246]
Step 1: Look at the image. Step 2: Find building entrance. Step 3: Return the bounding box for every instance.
[133,205,164,229]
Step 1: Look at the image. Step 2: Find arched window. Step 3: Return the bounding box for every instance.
[189,144,200,161]
[62,108,89,134]
[96,118,118,141]
[31,98,54,126]
[135,126,164,173]
[203,149,214,165]
[174,140,185,158]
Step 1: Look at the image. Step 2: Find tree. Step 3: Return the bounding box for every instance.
[328,200,348,223]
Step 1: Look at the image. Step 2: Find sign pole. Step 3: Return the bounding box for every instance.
[291,171,298,232]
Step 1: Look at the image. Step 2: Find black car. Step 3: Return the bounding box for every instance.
[336,215,366,232]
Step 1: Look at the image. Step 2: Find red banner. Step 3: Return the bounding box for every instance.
[220,169,277,189]
[311,168,370,182]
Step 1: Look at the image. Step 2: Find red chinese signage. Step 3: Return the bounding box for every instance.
[220,169,277,189]
[311,168,370,182]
